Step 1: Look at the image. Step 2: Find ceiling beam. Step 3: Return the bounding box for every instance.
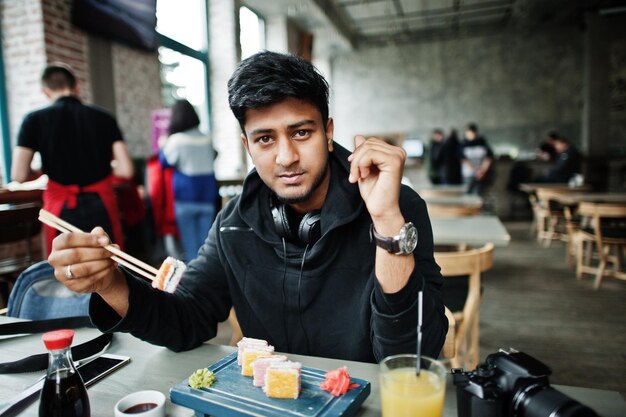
[354,0,514,24]
[311,0,358,48]
[357,7,513,30]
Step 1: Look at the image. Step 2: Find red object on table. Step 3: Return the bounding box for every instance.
[320,366,360,396]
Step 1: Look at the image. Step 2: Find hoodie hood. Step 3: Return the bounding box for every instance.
[238,141,365,246]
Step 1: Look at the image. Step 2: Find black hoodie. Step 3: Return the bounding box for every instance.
[90,142,447,363]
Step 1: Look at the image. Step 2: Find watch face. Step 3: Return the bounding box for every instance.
[400,223,418,254]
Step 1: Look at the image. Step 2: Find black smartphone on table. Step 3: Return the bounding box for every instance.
[78,353,131,386]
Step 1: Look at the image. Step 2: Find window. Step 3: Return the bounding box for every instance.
[240,6,265,60]
[156,0,207,51]
[156,0,210,131]
[159,47,209,131]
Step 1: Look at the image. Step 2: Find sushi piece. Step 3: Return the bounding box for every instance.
[241,345,274,376]
[237,337,269,366]
[251,355,287,387]
[264,361,302,399]
[152,256,186,293]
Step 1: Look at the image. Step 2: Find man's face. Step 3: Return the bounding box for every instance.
[241,97,334,213]
[553,140,567,153]
[464,129,476,140]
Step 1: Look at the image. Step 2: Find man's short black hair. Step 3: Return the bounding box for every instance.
[547,130,560,140]
[466,123,478,133]
[227,51,330,132]
[41,64,77,91]
[168,99,200,135]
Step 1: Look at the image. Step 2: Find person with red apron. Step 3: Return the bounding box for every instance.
[11,63,134,255]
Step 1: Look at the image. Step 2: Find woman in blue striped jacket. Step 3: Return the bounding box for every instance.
[160,99,219,262]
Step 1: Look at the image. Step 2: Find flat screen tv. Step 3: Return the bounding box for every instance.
[403,139,424,158]
[72,0,158,52]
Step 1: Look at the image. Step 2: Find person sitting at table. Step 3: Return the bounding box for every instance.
[541,134,582,183]
[11,63,134,255]
[47,51,447,363]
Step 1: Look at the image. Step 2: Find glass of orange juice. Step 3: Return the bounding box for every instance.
[380,354,446,417]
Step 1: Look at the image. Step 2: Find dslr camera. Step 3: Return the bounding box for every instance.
[452,349,599,417]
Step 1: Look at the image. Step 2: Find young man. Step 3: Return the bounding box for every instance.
[460,123,494,195]
[12,63,134,254]
[48,52,447,363]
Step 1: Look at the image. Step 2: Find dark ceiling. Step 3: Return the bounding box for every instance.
[315,0,626,46]
[241,0,626,50]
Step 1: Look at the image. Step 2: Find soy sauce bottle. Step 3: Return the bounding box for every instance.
[39,329,90,417]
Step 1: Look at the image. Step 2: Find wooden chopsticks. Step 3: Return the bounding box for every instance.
[38,209,158,282]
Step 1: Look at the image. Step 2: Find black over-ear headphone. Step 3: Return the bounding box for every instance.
[270,195,321,245]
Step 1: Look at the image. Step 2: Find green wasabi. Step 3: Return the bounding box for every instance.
[188,368,216,389]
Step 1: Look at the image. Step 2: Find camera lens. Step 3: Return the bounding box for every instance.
[515,386,599,417]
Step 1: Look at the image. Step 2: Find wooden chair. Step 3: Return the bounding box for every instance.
[575,202,626,289]
[563,204,581,265]
[427,204,481,218]
[0,203,44,305]
[441,306,456,360]
[228,308,243,346]
[534,189,569,247]
[435,243,494,370]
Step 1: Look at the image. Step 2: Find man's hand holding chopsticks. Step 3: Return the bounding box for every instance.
[48,226,130,317]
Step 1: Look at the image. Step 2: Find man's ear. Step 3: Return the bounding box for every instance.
[42,87,52,99]
[326,117,334,152]
[241,133,250,155]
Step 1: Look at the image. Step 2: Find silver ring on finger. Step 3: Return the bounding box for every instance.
[65,264,74,280]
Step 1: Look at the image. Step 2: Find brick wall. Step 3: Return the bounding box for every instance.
[1,0,161,162]
[111,44,162,158]
[1,0,47,147]
[41,0,91,103]
[331,29,584,156]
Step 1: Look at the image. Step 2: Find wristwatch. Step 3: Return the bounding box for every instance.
[370,222,418,255]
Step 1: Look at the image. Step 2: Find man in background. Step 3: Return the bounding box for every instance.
[428,129,445,184]
[543,133,582,183]
[460,123,494,194]
[11,63,134,254]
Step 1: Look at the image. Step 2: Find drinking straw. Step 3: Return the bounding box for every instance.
[416,290,423,376]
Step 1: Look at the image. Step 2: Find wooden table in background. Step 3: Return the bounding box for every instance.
[550,192,626,206]
[0,188,43,205]
[519,183,592,194]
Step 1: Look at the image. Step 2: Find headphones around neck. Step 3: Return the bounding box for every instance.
[270,195,321,245]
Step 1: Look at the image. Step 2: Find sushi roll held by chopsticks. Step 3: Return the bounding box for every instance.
[152,256,187,293]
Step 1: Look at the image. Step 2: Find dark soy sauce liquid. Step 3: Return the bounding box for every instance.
[39,370,90,417]
[124,403,158,414]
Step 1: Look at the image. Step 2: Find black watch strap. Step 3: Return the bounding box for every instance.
[369,224,401,253]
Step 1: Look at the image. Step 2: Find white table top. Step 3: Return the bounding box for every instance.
[423,195,483,208]
[418,185,468,197]
[1,320,625,416]
[431,215,511,247]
